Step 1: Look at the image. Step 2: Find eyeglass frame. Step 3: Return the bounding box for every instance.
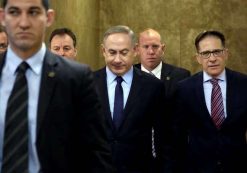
[198,49,225,59]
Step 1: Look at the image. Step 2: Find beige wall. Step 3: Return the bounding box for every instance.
[46,0,100,68]
[47,0,247,74]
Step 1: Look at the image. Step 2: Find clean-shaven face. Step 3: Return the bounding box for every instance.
[196,36,228,77]
[102,33,136,76]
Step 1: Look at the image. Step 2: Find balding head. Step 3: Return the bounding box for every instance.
[137,28,165,71]
[138,28,162,43]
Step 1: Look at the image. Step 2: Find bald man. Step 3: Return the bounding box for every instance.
[135,28,190,99]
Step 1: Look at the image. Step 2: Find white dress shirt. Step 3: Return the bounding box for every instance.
[0,43,46,173]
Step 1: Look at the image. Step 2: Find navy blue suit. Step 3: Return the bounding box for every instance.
[172,68,247,173]
[0,51,114,173]
[135,62,190,99]
[94,67,172,173]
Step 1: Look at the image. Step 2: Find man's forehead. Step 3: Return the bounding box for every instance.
[5,0,44,9]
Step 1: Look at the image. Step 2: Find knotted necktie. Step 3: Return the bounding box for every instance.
[2,61,29,173]
[113,76,124,129]
[210,78,225,129]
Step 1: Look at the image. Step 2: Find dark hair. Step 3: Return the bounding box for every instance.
[0,25,6,33]
[2,0,49,10]
[195,30,226,52]
[103,25,136,47]
[49,27,77,47]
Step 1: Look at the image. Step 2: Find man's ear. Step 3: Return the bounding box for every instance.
[101,44,107,57]
[0,8,6,26]
[46,9,55,27]
[196,53,202,65]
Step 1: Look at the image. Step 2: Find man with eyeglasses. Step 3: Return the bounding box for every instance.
[171,30,247,173]
[0,25,8,53]
[94,25,172,172]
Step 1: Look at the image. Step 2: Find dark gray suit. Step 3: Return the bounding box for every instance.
[0,51,114,173]
[94,67,172,173]
[135,62,190,99]
[172,68,247,173]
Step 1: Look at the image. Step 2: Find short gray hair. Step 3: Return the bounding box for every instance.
[103,25,136,47]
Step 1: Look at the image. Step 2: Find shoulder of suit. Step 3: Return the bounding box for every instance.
[226,68,247,80]
[162,62,190,74]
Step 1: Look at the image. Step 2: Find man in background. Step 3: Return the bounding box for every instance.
[0,25,8,53]
[135,28,190,99]
[49,27,77,60]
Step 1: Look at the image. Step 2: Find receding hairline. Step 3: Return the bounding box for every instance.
[138,28,162,42]
[102,25,136,47]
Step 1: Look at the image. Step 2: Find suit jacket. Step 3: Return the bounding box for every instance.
[0,51,114,173]
[94,67,172,173]
[135,62,190,99]
[172,68,247,173]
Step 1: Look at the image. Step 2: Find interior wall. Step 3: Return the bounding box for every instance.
[99,0,247,74]
[43,0,247,74]
[45,0,100,69]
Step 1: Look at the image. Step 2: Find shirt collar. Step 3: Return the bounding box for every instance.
[6,43,46,75]
[203,69,226,83]
[141,61,162,77]
[106,66,133,85]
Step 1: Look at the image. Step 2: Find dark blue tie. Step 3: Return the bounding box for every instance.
[113,76,124,129]
[2,62,29,173]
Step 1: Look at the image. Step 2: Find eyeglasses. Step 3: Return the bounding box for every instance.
[198,49,225,59]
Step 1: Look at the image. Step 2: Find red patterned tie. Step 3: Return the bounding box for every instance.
[210,78,225,129]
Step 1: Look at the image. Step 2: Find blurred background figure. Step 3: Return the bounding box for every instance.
[0,25,8,53]
[49,27,77,60]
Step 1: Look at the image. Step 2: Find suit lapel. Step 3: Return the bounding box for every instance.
[194,73,216,127]
[36,51,58,135]
[160,62,172,93]
[224,68,237,126]
[96,68,115,130]
[119,68,143,129]
[0,52,7,78]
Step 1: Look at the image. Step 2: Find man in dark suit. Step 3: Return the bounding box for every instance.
[94,25,172,173]
[172,30,247,173]
[0,0,114,173]
[135,28,190,99]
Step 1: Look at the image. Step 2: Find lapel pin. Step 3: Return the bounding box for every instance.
[166,76,170,80]
[48,72,55,77]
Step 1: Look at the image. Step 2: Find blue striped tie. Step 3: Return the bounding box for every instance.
[2,62,29,173]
